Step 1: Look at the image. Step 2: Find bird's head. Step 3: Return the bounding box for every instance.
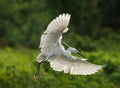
[67,47,79,54]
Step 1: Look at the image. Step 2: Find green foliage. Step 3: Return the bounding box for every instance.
[0,0,120,88]
[0,0,52,48]
[46,0,101,35]
[0,36,120,88]
[0,0,120,48]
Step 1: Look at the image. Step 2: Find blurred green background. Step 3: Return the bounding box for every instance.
[0,0,120,88]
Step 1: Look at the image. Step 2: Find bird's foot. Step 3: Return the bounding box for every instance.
[32,74,38,80]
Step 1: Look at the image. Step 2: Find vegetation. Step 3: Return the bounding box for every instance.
[0,34,120,88]
[0,0,120,88]
[0,0,120,48]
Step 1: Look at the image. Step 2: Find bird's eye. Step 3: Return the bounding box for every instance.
[43,33,47,35]
[75,50,78,52]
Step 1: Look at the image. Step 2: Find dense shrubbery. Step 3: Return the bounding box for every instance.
[0,0,52,48]
[0,0,120,88]
[0,0,120,48]
[0,36,120,88]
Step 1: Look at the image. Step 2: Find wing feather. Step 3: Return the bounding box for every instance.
[45,13,70,33]
[39,14,71,49]
[38,13,103,75]
[49,54,102,75]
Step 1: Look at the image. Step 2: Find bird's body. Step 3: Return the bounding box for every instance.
[35,13,103,76]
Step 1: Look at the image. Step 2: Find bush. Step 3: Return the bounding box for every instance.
[0,46,119,88]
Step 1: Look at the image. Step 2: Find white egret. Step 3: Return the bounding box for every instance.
[33,13,103,77]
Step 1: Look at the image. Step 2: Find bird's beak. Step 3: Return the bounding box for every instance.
[78,52,85,58]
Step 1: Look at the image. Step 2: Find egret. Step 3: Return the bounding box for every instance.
[33,13,103,78]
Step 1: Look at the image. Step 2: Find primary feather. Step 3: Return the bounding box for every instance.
[37,13,103,75]
[39,13,70,51]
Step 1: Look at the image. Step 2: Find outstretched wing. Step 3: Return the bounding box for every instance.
[39,14,71,50]
[49,54,102,75]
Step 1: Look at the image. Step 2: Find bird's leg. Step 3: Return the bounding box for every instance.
[33,59,46,80]
[35,60,46,76]
[33,53,54,80]
[36,53,54,75]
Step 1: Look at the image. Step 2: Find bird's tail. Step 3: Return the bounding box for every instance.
[36,53,46,63]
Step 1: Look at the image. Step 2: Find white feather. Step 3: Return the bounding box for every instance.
[37,13,103,75]
[49,54,102,75]
[39,14,71,50]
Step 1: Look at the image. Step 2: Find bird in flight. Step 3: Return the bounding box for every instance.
[33,13,103,78]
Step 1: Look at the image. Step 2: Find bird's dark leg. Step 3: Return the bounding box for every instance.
[33,60,46,80]
[35,60,46,76]
[34,63,41,76]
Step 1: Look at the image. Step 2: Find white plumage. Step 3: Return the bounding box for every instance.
[37,13,103,75]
